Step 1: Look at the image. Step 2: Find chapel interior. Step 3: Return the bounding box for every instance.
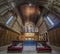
[0,0,60,54]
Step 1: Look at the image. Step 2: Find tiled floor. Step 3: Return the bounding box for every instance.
[0,50,60,54]
[0,47,51,54]
[0,45,60,54]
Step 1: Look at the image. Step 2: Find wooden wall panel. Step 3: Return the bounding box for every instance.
[0,26,20,47]
[48,27,60,47]
[56,28,60,46]
[48,30,53,45]
[53,29,57,45]
[51,29,55,45]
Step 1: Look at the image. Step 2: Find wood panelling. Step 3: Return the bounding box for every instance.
[48,27,60,47]
[0,25,20,47]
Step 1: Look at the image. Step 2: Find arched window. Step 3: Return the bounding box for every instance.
[25,22,35,32]
[5,16,14,25]
[46,16,54,26]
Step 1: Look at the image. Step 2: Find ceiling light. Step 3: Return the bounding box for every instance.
[29,3,32,6]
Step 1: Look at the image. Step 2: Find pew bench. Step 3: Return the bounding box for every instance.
[7,43,23,53]
[36,43,52,53]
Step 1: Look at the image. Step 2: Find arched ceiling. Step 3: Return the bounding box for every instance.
[13,0,48,25]
[12,0,60,26]
[18,4,42,24]
[13,0,48,6]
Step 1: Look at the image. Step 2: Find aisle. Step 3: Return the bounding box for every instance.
[0,45,59,54]
[23,40,36,46]
[22,46,37,54]
[0,43,59,54]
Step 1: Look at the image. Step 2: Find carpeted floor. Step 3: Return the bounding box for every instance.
[23,40,36,46]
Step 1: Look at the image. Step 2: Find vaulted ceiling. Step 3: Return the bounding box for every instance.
[13,0,48,25]
[18,4,44,24]
[13,0,48,6]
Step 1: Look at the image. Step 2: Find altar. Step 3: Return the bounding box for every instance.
[19,32,39,41]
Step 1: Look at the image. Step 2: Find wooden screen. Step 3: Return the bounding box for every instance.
[48,27,60,47]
